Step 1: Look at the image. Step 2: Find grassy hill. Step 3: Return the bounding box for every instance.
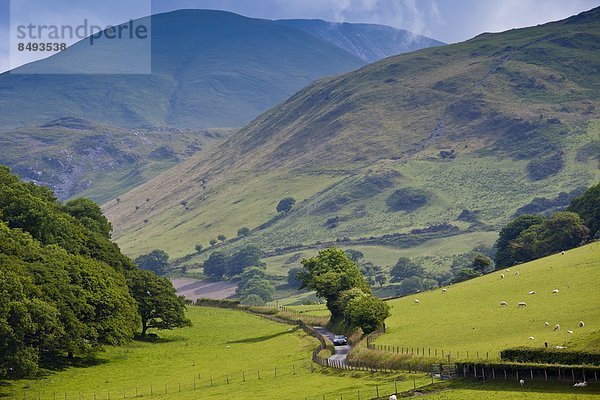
[104,7,600,264]
[0,10,440,131]
[276,19,444,62]
[0,307,430,400]
[0,117,234,202]
[375,241,600,356]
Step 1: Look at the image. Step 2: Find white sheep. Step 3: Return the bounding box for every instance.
[556,345,567,349]
[567,330,573,334]
[573,381,588,387]
[552,289,559,293]
[442,288,447,293]
[528,291,536,295]
[506,269,510,272]
[579,321,585,328]
[414,299,420,304]
[515,271,520,276]
[518,302,527,307]
[519,379,525,386]
[529,336,535,340]
[544,322,550,327]
[500,274,505,279]
[561,251,565,255]
[389,395,398,400]
[554,324,560,331]
[500,301,508,306]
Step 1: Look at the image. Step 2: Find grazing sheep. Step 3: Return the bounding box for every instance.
[552,289,559,293]
[554,324,560,331]
[567,330,573,334]
[528,291,536,295]
[579,321,585,328]
[556,346,567,349]
[519,379,525,386]
[544,322,550,327]
[561,251,565,255]
[500,274,505,279]
[515,271,520,276]
[226,345,231,349]
[389,395,398,400]
[529,336,535,340]
[518,302,527,307]
[573,381,588,387]
[442,288,447,293]
[500,301,508,306]
[414,299,420,304]
[506,269,510,272]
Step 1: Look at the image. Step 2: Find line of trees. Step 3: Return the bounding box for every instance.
[0,166,190,379]
[495,182,598,267]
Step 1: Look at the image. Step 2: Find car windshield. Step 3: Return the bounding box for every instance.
[334,335,345,339]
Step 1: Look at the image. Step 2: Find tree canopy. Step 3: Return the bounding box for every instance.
[276,197,296,213]
[134,249,170,276]
[568,182,599,238]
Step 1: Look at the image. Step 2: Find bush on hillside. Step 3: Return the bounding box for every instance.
[501,347,600,366]
[386,188,430,212]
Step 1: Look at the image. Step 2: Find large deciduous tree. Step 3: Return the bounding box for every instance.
[134,250,169,276]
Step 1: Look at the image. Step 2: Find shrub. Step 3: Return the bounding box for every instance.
[386,188,430,212]
[237,227,251,237]
[500,347,600,366]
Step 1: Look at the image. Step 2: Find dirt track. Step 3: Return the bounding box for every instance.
[170,278,237,300]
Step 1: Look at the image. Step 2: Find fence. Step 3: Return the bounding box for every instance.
[458,362,600,383]
[367,343,502,361]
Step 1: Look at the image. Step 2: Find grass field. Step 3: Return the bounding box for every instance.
[424,380,600,399]
[0,307,431,400]
[375,242,600,357]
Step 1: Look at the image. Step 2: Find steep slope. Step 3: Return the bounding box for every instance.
[276,19,444,62]
[0,117,234,202]
[0,10,365,130]
[104,7,600,259]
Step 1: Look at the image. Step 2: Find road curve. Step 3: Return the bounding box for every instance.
[313,326,351,365]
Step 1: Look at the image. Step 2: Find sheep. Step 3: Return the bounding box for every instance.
[226,345,231,349]
[514,271,520,276]
[506,269,510,272]
[529,336,535,340]
[567,330,573,334]
[561,251,565,255]
[517,302,527,307]
[579,321,585,328]
[528,291,536,295]
[442,288,447,293]
[500,301,508,306]
[573,381,588,387]
[554,324,560,331]
[544,322,550,327]
[414,299,420,304]
[556,345,567,349]
[389,395,398,400]
[552,289,559,293]
[500,274,505,279]
[519,379,525,386]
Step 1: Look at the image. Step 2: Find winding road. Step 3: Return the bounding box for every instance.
[313,326,351,365]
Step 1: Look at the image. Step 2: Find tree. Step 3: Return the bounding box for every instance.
[287,267,304,289]
[241,294,265,306]
[134,250,169,276]
[195,244,203,253]
[127,269,191,337]
[203,252,228,280]
[495,214,546,267]
[299,247,370,322]
[472,254,493,274]
[344,292,390,334]
[452,268,480,283]
[396,276,423,296]
[209,239,218,246]
[63,197,112,238]
[568,182,600,237]
[375,274,387,288]
[227,245,264,276]
[390,257,424,282]
[237,227,251,237]
[276,197,296,214]
[236,266,267,295]
[217,234,227,242]
[345,249,364,262]
[238,277,275,303]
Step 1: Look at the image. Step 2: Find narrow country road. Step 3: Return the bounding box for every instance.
[313,326,351,365]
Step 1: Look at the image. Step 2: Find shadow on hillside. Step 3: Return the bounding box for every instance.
[40,354,110,374]
[226,326,300,344]
[134,333,182,344]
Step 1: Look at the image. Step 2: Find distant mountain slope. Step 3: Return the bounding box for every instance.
[276,19,444,62]
[0,10,367,130]
[105,7,600,259]
[0,117,234,202]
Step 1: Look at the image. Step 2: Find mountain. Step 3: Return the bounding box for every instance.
[0,10,441,131]
[276,19,444,63]
[0,117,234,202]
[104,7,600,260]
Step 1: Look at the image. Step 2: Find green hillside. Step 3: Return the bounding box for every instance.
[0,10,373,130]
[105,7,600,264]
[0,117,234,202]
[376,241,600,355]
[0,307,430,400]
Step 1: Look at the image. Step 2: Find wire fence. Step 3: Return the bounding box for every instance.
[367,342,502,361]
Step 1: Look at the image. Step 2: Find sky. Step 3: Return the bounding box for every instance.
[1,0,598,73]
